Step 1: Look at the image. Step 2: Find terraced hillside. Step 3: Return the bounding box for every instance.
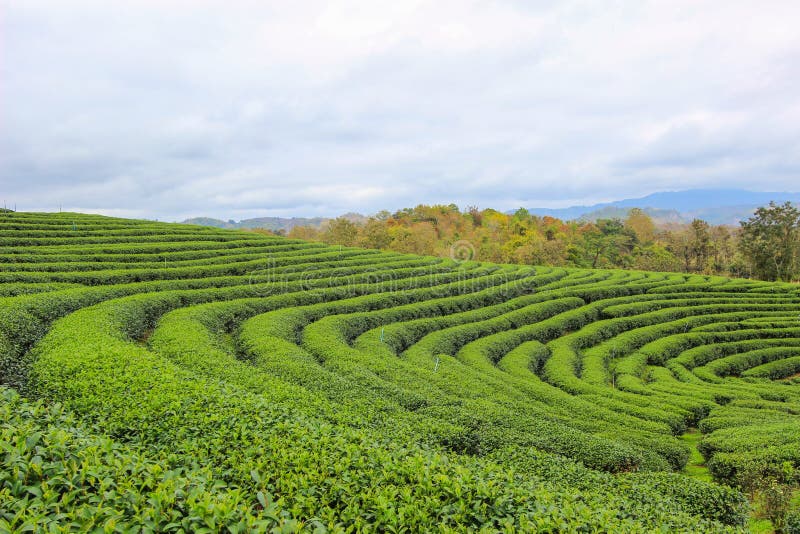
[2,212,800,531]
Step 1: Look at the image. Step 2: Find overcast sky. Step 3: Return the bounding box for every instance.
[2,1,799,221]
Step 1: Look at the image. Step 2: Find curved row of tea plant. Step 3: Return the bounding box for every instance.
[4,211,800,531]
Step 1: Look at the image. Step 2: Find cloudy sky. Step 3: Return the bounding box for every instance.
[2,1,799,221]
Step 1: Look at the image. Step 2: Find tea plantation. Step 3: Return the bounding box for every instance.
[3,212,800,532]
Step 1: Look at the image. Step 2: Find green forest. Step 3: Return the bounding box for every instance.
[284,202,800,282]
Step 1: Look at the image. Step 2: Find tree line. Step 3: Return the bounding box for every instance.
[271,202,799,282]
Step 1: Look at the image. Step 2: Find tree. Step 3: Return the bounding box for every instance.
[388,222,437,255]
[358,218,393,250]
[467,206,482,227]
[739,201,800,281]
[287,226,321,241]
[663,227,692,273]
[323,217,359,246]
[568,219,633,268]
[288,202,755,277]
[511,208,530,236]
[709,225,735,273]
[594,219,634,268]
[632,244,682,272]
[662,219,713,273]
[625,208,655,244]
[690,219,711,273]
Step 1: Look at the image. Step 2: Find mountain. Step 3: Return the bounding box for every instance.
[181,217,234,229]
[573,207,685,225]
[524,189,800,225]
[182,213,367,232]
[182,216,329,232]
[183,189,800,230]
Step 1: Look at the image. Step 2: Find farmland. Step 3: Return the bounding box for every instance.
[3,211,800,532]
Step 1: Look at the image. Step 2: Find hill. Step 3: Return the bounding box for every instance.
[182,215,329,231]
[5,211,800,530]
[183,213,367,232]
[526,188,800,224]
[575,206,685,224]
[183,190,800,231]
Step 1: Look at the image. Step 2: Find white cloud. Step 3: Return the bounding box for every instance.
[1,0,799,219]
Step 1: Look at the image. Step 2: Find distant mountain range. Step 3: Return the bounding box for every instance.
[184,189,800,230]
[523,189,800,225]
[182,213,366,232]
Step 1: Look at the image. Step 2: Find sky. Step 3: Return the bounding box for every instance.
[2,1,800,221]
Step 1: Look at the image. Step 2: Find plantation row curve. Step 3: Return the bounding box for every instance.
[2,211,800,531]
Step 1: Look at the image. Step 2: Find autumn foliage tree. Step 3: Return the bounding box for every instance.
[625,208,655,244]
[286,204,755,278]
[323,217,359,246]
